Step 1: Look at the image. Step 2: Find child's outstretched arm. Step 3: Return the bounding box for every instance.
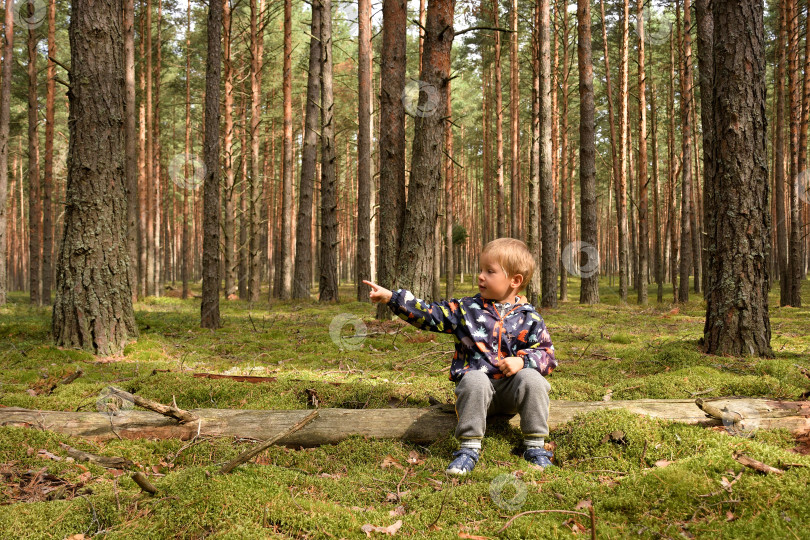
[513,314,558,376]
[363,280,463,334]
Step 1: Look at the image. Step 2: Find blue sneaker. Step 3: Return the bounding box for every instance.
[523,447,554,468]
[445,448,479,475]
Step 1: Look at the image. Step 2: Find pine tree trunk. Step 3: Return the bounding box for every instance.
[539,0,557,308]
[774,0,789,306]
[293,0,321,300]
[28,25,42,306]
[53,0,137,354]
[319,0,339,302]
[677,0,693,302]
[577,0,598,304]
[559,4,570,303]
[395,0,455,299]
[509,0,519,240]
[704,0,771,357]
[668,28,679,300]
[492,0,505,238]
[200,0,222,329]
[356,0,373,301]
[786,0,802,307]
[695,0,712,304]
[616,0,630,302]
[43,0,57,305]
[0,0,12,306]
[152,0,162,298]
[138,11,147,298]
[526,0,541,306]
[649,52,663,304]
[249,0,264,302]
[182,0,191,300]
[375,0,407,319]
[636,0,648,306]
[279,0,294,299]
[445,80,454,299]
[222,0,236,299]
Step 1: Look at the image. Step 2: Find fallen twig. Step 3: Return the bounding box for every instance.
[498,508,596,539]
[733,452,784,475]
[695,398,741,426]
[108,387,198,424]
[192,373,278,383]
[59,443,134,469]
[219,411,319,474]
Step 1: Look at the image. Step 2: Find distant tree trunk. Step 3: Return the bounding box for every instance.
[615,0,630,303]
[492,0,505,238]
[677,0,693,302]
[356,0,373,301]
[775,0,789,306]
[375,0,407,319]
[539,0,557,308]
[182,0,191,300]
[222,0,236,299]
[787,0,802,307]
[43,0,58,305]
[279,0,294,299]
[578,0,598,304]
[293,1,321,300]
[145,0,154,297]
[201,0,222,329]
[649,52,663,303]
[668,27,679,300]
[249,0,264,302]
[636,0,648,306]
[0,0,12,306]
[53,0,137,354]
[704,0,771,357]
[695,0,712,304]
[238,95,249,300]
[526,0,541,306]
[28,23,42,306]
[445,80,454,299]
[509,0,519,240]
[395,0,455,299]
[559,4,570,303]
[319,0,339,302]
[152,0,162,298]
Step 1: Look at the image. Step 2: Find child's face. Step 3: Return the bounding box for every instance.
[477,252,522,303]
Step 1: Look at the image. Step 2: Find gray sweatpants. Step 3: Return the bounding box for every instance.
[453,369,551,442]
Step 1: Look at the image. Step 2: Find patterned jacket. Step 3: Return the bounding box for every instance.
[387,289,557,382]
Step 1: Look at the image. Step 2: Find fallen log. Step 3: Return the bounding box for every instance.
[1,398,807,445]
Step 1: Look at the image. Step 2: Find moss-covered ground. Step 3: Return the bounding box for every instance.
[1,277,809,539]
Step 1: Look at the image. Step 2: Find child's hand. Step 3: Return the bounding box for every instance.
[362,280,393,304]
[500,356,524,377]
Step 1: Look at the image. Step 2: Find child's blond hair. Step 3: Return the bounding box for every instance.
[481,238,535,292]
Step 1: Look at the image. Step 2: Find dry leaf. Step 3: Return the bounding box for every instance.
[77,471,93,484]
[458,533,488,540]
[406,451,424,465]
[389,505,405,517]
[360,519,402,536]
[381,455,404,470]
[37,449,62,461]
[575,499,593,510]
[654,459,672,468]
[726,511,737,522]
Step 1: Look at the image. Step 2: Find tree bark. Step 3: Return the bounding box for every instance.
[492,0,505,238]
[43,0,58,305]
[28,23,42,306]
[375,0,407,319]
[356,0,373,302]
[4,398,807,443]
[182,0,192,300]
[201,0,222,329]
[649,52,663,303]
[444,80,454,299]
[294,1,322,300]
[279,0,294,299]
[677,0,694,302]
[152,0,163,298]
[395,0,455,299]
[539,0,557,308]
[636,0,648,305]
[222,0,236,299]
[509,0,519,240]
[577,0,598,304]
[787,0,802,307]
[53,0,138,354]
[319,0,339,302]
[616,0,630,302]
[559,3,570,303]
[695,0,713,304]
[704,0,771,357]
[249,0,265,302]
[0,0,13,306]
[526,0,541,306]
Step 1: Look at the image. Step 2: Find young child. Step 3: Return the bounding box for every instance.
[363,238,557,475]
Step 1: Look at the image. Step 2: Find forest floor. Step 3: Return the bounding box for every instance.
[1,277,810,539]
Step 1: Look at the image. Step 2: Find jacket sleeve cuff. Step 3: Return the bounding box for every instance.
[387,289,402,310]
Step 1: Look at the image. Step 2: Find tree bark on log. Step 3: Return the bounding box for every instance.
[2,399,807,444]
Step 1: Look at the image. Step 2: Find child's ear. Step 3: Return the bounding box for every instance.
[511,273,524,289]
